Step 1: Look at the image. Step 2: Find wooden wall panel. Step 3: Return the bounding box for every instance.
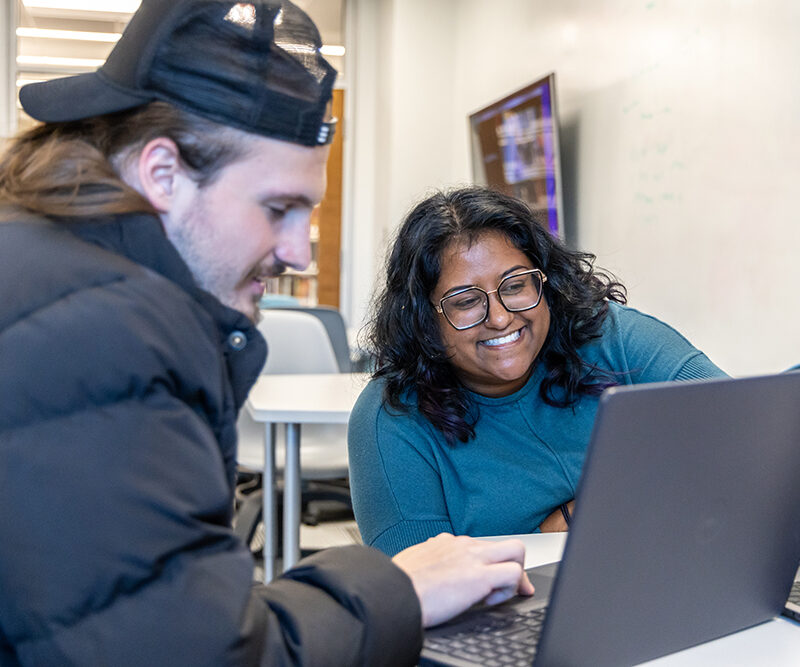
[316,88,344,308]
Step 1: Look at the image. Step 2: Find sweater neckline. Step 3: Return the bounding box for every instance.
[467,361,545,406]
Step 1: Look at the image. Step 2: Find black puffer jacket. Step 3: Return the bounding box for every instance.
[0,208,422,666]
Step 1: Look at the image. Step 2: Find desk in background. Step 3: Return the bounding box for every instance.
[485,533,800,665]
[245,372,369,581]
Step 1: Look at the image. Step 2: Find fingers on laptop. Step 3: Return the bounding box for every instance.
[480,559,536,602]
[391,533,533,627]
[472,538,535,599]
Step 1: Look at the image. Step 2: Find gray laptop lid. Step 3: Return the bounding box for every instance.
[535,373,800,666]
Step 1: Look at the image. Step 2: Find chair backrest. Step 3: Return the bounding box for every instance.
[257,309,339,375]
[265,305,352,372]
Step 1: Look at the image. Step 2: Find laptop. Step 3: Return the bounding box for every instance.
[421,373,800,667]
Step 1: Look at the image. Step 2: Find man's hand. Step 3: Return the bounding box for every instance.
[391,533,534,628]
[538,500,575,533]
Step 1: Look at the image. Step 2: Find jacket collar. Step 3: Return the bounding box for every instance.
[14,208,268,410]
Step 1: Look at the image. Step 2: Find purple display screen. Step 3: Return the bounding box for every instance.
[470,74,562,237]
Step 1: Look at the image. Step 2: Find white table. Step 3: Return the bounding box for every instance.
[245,372,369,581]
[486,533,800,665]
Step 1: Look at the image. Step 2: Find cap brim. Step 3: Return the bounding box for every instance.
[19,69,153,123]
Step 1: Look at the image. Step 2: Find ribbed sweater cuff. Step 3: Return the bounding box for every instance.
[674,353,725,381]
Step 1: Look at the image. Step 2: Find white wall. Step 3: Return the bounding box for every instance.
[345,0,460,335]
[0,0,15,139]
[347,0,800,375]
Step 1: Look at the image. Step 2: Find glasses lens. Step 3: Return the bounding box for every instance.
[442,288,488,329]
[498,272,543,310]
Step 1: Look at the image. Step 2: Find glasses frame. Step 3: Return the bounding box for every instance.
[434,269,549,331]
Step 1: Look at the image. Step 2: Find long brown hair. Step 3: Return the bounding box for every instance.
[0,101,250,218]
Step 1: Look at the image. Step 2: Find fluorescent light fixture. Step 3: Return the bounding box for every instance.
[16,27,121,42]
[320,45,345,57]
[22,0,140,12]
[17,54,105,68]
[16,77,48,87]
[282,44,345,58]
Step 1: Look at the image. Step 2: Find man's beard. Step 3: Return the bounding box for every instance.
[167,208,252,318]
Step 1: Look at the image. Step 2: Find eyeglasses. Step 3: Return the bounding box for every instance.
[434,269,548,331]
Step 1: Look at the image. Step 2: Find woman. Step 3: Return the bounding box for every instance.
[348,186,726,556]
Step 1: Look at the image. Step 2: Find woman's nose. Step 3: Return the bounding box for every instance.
[483,292,513,329]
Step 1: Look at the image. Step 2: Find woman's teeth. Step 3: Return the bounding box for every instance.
[481,329,522,347]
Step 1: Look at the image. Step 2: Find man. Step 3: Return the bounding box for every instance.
[0,1,532,664]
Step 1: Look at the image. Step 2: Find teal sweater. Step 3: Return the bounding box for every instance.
[348,303,727,556]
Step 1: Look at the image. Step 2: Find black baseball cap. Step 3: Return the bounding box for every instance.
[19,0,337,146]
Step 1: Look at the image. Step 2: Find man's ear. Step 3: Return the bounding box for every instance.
[135,137,187,214]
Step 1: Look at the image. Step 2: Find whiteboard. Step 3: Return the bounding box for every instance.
[446,0,800,375]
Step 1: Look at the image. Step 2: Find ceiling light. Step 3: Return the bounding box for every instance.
[16,27,121,42]
[17,54,105,68]
[21,0,140,13]
[321,45,345,57]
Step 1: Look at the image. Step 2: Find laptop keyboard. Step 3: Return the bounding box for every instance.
[424,581,799,665]
[789,582,800,605]
[425,607,547,666]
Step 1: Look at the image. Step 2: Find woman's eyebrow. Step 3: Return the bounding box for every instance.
[441,283,477,296]
[500,264,532,278]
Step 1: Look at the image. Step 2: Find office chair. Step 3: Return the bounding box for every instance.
[263,304,373,372]
[234,310,353,557]
[272,305,352,372]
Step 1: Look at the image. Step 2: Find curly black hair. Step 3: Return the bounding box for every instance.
[366,186,627,445]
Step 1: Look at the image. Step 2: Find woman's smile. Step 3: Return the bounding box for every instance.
[478,325,526,348]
